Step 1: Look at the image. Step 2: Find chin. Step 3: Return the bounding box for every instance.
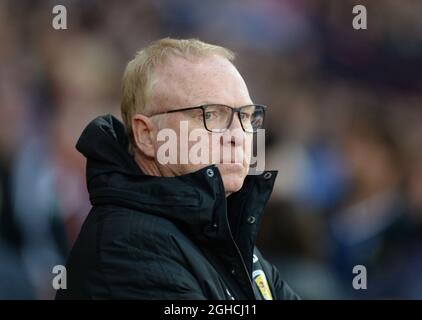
[220,170,247,194]
[223,180,244,194]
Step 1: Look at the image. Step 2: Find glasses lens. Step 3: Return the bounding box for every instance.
[204,105,232,132]
[240,105,265,133]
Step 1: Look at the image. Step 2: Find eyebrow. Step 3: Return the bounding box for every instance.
[196,100,222,106]
[196,101,255,107]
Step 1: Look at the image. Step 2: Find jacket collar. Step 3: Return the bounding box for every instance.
[77,115,278,270]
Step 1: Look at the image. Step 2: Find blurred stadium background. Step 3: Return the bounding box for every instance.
[1,0,422,299]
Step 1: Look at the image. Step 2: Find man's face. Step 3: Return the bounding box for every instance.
[149,55,253,195]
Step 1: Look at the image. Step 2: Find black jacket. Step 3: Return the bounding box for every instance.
[56,115,298,300]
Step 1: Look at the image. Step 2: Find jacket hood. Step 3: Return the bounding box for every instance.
[76,115,221,222]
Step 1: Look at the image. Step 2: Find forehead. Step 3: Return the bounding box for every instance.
[149,55,252,110]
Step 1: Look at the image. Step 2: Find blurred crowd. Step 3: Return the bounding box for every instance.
[0,0,421,299]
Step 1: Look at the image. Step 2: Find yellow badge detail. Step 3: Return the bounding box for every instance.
[253,270,273,300]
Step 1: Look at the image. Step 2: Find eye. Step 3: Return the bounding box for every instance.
[240,112,252,120]
[190,109,204,120]
[204,111,218,120]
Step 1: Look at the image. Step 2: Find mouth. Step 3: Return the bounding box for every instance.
[219,158,244,167]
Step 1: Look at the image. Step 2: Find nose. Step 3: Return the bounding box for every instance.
[221,111,246,147]
[229,110,244,131]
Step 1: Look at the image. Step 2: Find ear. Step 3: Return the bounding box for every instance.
[132,114,156,158]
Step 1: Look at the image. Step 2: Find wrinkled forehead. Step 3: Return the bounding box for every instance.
[148,55,252,111]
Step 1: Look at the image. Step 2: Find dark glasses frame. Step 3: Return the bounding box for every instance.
[147,103,267,133]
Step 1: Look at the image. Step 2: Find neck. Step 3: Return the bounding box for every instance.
[134,152,162,176]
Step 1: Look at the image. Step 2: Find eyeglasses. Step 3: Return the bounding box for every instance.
[147,104,267,133]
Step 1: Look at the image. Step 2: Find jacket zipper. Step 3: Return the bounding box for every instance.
[213,166,256,299]
[223,206,255,299]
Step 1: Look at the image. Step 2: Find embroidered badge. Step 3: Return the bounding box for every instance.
[252,270,273,300]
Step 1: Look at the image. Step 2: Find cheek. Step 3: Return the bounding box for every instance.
[245,136,252,155]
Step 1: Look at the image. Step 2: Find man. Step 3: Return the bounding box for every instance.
[56,38,298,300]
